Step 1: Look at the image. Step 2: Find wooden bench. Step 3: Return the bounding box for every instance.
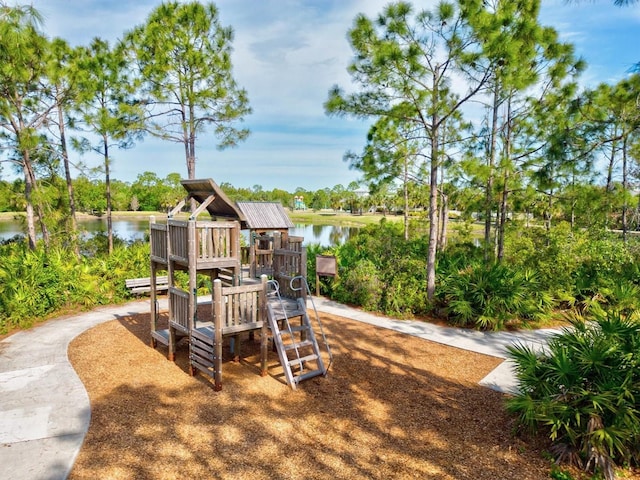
[125,276,169,294]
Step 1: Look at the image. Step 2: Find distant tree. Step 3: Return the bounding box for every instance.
[0,3,52,249]
[73,38,144,253]
[45,37,82,255]
[125,1,251,181]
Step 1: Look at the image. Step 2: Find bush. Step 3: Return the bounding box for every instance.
[437,261,552,330]
[0,239,150,334]
[332,259,383,311]
[507,309,640,480]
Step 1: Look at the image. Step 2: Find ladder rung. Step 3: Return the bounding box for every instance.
[279,324,308,334]
[287,353,318,366]
[283,339,313,350]
[293,369,324,383]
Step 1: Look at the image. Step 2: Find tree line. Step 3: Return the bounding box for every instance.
[0,173,398,215]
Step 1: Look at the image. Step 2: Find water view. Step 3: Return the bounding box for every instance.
[0,217,358,247]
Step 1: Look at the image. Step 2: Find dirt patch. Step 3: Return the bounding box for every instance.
[68,311,561,480]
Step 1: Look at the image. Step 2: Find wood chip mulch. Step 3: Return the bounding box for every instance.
[67,310,571,480]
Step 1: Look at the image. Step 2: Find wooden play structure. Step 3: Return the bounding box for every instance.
[148,178,331,390]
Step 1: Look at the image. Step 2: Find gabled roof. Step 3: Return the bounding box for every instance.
[180,178,246,222]
[236,201,294,230]
[177,179,293,230]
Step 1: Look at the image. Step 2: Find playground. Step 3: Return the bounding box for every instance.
[66,308,556,480]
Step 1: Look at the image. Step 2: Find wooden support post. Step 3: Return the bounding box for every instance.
[232,335,240,362]
[213,279,223,391]
[259,275,268,376]
[187,220,197,332]
[149,216,157,348]
[168,326,176,362]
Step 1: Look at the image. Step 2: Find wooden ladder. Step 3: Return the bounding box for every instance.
[266,283,327,390]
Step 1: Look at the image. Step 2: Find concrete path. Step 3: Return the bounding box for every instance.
[0,297,562,480]
[0,300,157,480]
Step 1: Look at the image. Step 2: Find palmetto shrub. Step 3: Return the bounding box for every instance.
[437,262,553,330]
[507,309,640,480]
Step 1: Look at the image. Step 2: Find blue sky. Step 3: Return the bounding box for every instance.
[9,0,640,191]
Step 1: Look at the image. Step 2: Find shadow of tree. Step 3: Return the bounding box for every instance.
[68,312,552,480]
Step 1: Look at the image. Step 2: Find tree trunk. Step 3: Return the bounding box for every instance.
[23,153,50,248]
[23,160,38,250]
[426,68,440,302]
[496,96,512,262]
[438,191,448,251]
[622,135,628,242]
[104,137,113,254]
[403,156,409,241]
[484,85,500,263]
[58,102,79,257]
[497,180,508,261]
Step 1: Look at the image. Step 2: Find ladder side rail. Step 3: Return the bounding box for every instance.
[267,280,305,385]
[268,281,303,365]
[289,275,333,373]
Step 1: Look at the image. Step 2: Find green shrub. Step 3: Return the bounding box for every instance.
[0,238,150,334]
[437,261,552,330]
[507,309,640,480]
[333,259,383,311]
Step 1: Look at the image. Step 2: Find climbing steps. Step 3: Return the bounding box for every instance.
[266,276,332,390]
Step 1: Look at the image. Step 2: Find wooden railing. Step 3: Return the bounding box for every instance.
[150,222,168,263]
[169,287,190,333]
[196,221,239,262]
[218,278,268,335]
[167,219,240,267]
[168,220,190,263]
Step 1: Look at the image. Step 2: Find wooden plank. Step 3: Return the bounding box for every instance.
[151,330,170,346]
[222,322,263,335]
[190,344,213,360]
[190,361,215,377]
[190,336,213,352]
[222,284,264,295]
[170,322,189,334]
[191,328,213,343]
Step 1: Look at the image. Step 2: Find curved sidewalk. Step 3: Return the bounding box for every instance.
[0,297,560,480]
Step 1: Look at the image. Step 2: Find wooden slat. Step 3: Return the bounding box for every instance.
[190,361,214,377]
[190,344,213,360]
[222,322,263,335]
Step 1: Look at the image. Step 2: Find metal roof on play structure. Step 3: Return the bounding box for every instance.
[236,201,294,230]
[180,178,293,230]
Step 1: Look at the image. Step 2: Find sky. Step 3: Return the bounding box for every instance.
[6,0,640,191]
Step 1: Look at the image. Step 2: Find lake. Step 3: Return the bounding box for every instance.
[0,217,358,247]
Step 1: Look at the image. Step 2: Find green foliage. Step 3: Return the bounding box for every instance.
[437,261,553,330]
[504,224,640,313]
[329,221,431,315]
[507,309,640,480]
[0,238,150,334]
[332,259,383,311]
